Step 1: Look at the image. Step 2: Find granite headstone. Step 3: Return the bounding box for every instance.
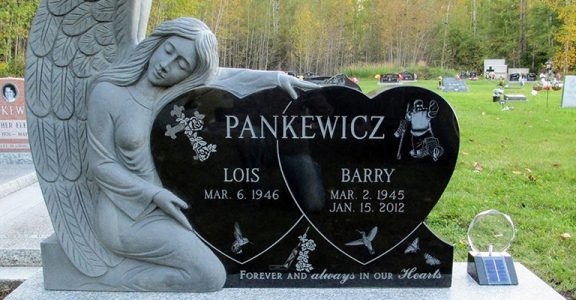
[151,85,459,287]
[441,78,469,92]
[0,78,29,152]
[379,74,399,84]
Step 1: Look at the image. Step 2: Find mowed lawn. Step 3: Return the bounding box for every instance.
[358,78,575,298]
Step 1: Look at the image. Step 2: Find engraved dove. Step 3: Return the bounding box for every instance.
[231,222,252,254]
[345,226,378,255]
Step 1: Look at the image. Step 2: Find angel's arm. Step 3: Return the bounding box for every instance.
[208,68,318,99]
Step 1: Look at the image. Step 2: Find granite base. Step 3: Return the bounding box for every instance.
[6,263,564,300]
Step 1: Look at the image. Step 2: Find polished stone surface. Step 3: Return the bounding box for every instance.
[151,86,458,287]
[5,263,565,300]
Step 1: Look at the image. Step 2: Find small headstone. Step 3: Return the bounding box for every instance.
[526,73,537,82]
[442,77,469,92]
[151,86,459,288]
[0,78,29,153]
[379,74,399,84]
[400,72,416,81]
[321,74,362,92]
[504,94,527,101]
[509,73,520,82]
[561,75,576,108]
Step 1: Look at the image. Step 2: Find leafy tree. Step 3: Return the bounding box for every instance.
[0,0,38,76]
[1,0,574,76]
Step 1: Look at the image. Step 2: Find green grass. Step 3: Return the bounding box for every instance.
[358,78,576,299]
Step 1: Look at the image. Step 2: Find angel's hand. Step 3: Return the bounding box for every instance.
[278,73,320,99]
[153,190,193,231]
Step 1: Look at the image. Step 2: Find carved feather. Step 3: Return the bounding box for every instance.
[27,115,59,182]
[56,119,82,181]
[47,0,84,16]
[25,56,53,117]
[63,2,98,36]
[78,27,100,56]
[51,66,75,119]
[92,0,116,22]
[77,121,89,182]
[103,44,117,63]
[71,50,94,78]
[95,23,115,46]
[53,32,78,67]
[30,1,62,57]
[74,78,88,120]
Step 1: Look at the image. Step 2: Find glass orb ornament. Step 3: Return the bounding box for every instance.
[467,209,515,254]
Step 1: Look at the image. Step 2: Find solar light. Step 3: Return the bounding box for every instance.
[467,209,518,285]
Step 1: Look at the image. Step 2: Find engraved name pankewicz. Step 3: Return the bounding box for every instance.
[225,115,386,140]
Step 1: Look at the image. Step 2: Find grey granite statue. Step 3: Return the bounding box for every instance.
[25,0,315,292]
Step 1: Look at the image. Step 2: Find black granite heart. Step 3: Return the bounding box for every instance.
[151,85,459,267]
[151,88,303,264]
[277,86,459,264]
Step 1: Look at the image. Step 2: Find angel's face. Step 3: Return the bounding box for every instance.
[147,36,197,87]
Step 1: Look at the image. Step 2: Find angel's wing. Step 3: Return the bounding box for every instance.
[367,226,378,241]
[25,0,150,277]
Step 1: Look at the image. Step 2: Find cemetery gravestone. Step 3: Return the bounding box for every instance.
[504,94,527,101]
[0,78,29,152]
[442,78,469,92]
[151,85,458,287]
[526,73,537,82]
[509,73,520,82]
[379,74,399,84]
[400,72,416,81]
[25,0,458,291]
[305,74,362,92]
[561,75,576,108]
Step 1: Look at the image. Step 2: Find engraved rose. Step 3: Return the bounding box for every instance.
[188,111,205,131]
[194,144,217,162]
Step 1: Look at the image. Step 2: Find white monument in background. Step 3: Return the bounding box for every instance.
[484,59,507,79]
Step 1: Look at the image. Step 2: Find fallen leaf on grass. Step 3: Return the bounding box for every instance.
[473,162,483,172]
[525,168,532,173]
[552,163,560,168]
[462,151,469,155]
[560,233,571,240]
[512,171,522,175]
[527,175,537,181]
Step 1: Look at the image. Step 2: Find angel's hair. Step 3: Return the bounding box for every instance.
[92,17,219,91]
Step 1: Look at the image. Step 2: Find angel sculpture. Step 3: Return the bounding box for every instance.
[26,0,316,292]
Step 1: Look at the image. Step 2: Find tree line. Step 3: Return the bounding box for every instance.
[1,0,575,77]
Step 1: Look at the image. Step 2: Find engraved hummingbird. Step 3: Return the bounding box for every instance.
[345,226,378,255]
[231,222,252,254]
